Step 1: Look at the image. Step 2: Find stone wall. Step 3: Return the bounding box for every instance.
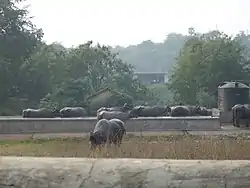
[0,157,249,187]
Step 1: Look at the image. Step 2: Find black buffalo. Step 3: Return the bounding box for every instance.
[109,118,126,144]
[97,110,137,121]
[89,119,126,149]
[22,108,60,118]
[232,104,250,127]
[197,107,213,116]
[97,103,132,113]
[60,107,87,118]
[170,105,200,117]
[129,105,171,117]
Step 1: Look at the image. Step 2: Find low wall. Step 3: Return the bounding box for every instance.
[0,157,250,187]
[0,116,221,134]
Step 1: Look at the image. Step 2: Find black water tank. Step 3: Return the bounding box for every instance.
[218,81,249,112]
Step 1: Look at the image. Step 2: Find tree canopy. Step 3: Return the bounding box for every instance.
[2,0,250,114]
[113,29,250,75]
[0,0,149,115]
[168,29,250,107]
[112,33,188,73]
[114,28,250,107]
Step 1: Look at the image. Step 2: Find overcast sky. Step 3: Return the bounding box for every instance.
[23,0,250,47]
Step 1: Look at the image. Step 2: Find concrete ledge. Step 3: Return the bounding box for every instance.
[0,157,250,188]
[132,116,220,132]
[0,116,221,134]
[0,116,219,121]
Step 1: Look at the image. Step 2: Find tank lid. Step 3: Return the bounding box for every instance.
[218,81,249,89]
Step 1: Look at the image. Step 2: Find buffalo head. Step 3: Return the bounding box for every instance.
[89,131,107,149]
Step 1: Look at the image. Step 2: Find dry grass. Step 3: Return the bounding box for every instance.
[1,134,250,159]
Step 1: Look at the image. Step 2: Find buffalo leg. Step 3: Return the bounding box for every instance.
[232,113,236,127]
[113,134,122,147]
[236,121,240,127]
[115,137,122,147]
[246,119,250,128]
[235,115,240,127]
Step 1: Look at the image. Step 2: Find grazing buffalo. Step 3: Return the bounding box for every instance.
[60,107,87,118]
[170,105,200,117]
[232,104,250,127]
[129,105,171,117]
[97,103,132,113]
[97,110,137,121]
[109,118,126,143]
[89,119,125,149]
[22,108,60,118]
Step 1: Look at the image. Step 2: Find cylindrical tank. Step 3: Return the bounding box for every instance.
[218,81,249,112]
[218,81,249,124]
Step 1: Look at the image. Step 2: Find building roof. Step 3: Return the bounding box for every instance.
[87,88,118,100]
[87,87,131,100]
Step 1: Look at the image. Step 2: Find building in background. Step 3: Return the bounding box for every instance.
[133,72,168,85]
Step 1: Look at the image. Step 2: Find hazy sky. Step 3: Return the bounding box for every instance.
[23,0,250,47]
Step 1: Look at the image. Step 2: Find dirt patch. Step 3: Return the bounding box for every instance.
[0,135,250,159]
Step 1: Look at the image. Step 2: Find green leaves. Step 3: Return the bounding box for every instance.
[168,29,250,107]
[113,33,187,72]
[0,1,148,113]
[146,84,173,106]
[38,42,149,109]
[0,0,43,114]
[5,1,250,114]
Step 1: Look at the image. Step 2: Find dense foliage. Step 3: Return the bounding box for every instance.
[113,34,188,73]
[115,28,250,107]
[2,1,250,115]
[168,29,250,107]
[114,29,250,73]
[0,0,149,115]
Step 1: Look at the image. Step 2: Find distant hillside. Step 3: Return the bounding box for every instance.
[112,33,189,73]
[112,31,250,73]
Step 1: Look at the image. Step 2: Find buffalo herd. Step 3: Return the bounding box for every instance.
[21,103,250,148]
[22,104,215,119]
[21,104,216,149]
[20,103,250,148]
[22,107,87,118]
[89,104,215,148]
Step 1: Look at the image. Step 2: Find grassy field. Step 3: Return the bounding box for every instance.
[0,134,250,159]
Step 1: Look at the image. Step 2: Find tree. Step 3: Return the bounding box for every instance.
[188,27,195,36]
[40,42,149,109]
[6,1,250,114]
[0,0,43,114]
[20,43,67,106]
[168,29,250,106]
[0,0,150,114]
[112,33,188,72]
[146,84,173,106]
